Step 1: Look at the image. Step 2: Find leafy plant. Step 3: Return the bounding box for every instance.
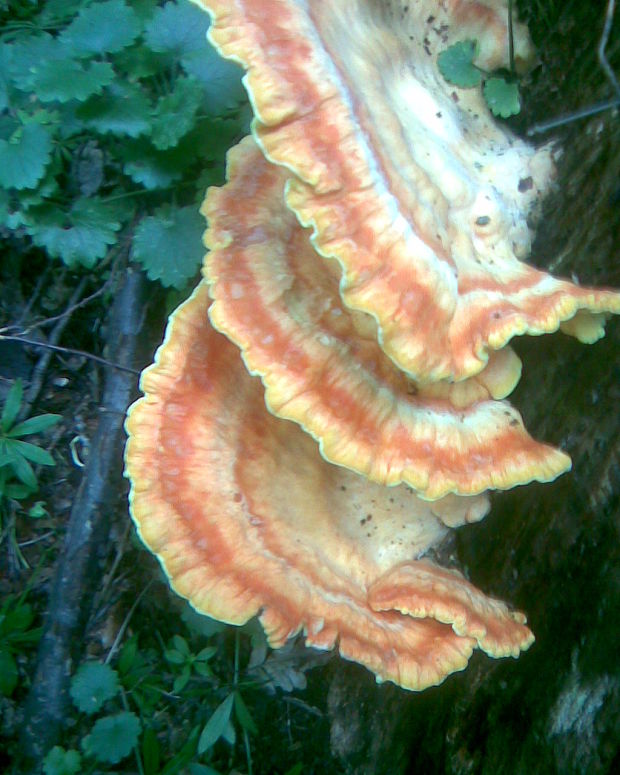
[69,661,120,714]
[438,39,522,118]
[0,0,248,287]
[165,633,217,692]
[0,592,42,696]
[0,379,61,502]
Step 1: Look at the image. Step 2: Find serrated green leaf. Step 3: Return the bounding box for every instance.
[36,0,84,27]
[82,711,141,764]
[144,1,208,57]
[77,82,151,137]
[59,0,140,56]
[7,413,61,437]
[1,379,23,432]
[31,59,115,103]
[0,122,53,190]
[483,77,521,118]
[8,35,65,92]
[43,746,82,775]
[70,662,120,714]
[198,693,234,754]
[438,40,482,88]
[112,44,164,80]
[182,46,245,116]
[122,142,184,189]
[131,205,204,288]
[27,197,123,268]
[151,76,204,150]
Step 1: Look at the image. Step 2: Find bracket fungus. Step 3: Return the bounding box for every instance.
[125,0,620,691]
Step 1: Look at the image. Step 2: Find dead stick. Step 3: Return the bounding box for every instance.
[17,268,159,768]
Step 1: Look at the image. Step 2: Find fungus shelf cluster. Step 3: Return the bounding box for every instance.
[125,0,620,690]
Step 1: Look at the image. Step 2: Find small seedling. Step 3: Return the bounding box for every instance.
[0,379,61,502]
[438,39,521,118]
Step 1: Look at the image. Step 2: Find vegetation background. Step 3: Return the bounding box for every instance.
[0,0,618,773]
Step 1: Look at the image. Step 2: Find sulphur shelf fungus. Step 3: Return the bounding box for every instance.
[125,0,620,691]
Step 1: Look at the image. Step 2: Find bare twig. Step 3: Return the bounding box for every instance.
[527,0,619,135]
[18,269,160,769]
[17,276,88,421]
[5,270,115,337]
[0,334,141,377]
[599,0,620,101]
[104,579,154,666]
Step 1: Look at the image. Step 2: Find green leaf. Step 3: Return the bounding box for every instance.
[7,413,61,437]
[0,599,34,635]
[8,451,37,490]
[0,122,53,190]
[122,142,185,189]
[31,59,115,103]
[483,77,521,118]
[195,646,217,662]
[173,664,191,693]
[4,482,32,499]
[151,76,204,150]
[438,40,482,88]
[11,441,54,469]
[28,501,50,519]
[131,205,205,288]
[8,35,65,92]
[1,379,23,432]
[0,648,18,696]
[70,661,120,714]
[182,46,245,115]
[36,1,84,27]
[8,439,55,466]
[43,746,82,775]
[142,726,160,775]
[77,82,152,137]
[82,711,141,764]
[234,691,258,735]
[144,1,208,57]
[59,0,141,56]
[198,693,234,754]
[118,635,138,676]
[164,648,186,665]
[172,634,190,657]
[27,197,123,268]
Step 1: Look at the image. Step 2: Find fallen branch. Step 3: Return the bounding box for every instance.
[17,267,161,768]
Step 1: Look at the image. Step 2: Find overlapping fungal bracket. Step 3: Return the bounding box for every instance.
[125,0,620,691]
[204,137,570,497]
[196,0,620,382]
[125,284,533,691]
